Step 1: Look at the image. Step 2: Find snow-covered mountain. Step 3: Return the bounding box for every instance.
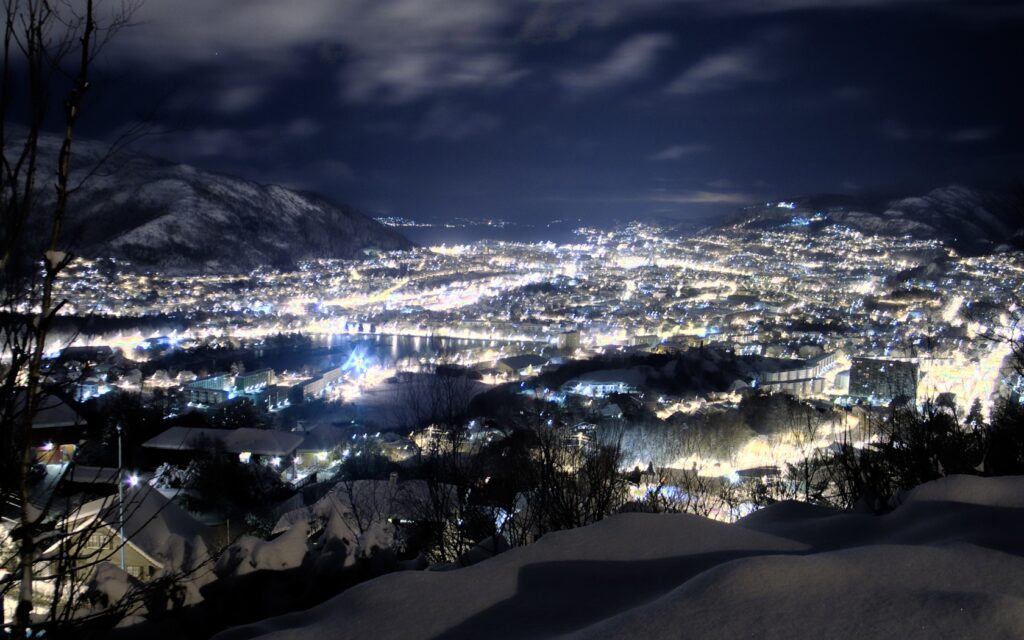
[727,186,1023,254]
[213,475,1024,640]
[26,137,412,272]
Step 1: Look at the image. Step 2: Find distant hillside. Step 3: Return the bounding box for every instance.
[23,136,412,272]
[725,186,1024,254]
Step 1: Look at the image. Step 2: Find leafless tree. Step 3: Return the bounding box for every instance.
[0,0,141,635]
[633,423,736,519]
[0,464,212,635]
[387,352,485,564]
[329,473,397,539]
[524,422,626,536]
[391,350,479,439]
[786,400,824,503]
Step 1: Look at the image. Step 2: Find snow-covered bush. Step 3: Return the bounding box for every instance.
[150,462,197,490]
[215,520,311,578]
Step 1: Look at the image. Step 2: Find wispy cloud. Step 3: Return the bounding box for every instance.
[647,190,752,204]
[557,33,673,94]
[306,158,356,182]
[667,33,785,96]
[705,0,947,13]
[648,144,706,161]
[283,118,322,138]
[832,86,871,102]
[517,0,955,43]
[111,0,1005,109]
[213,84,267,113]
[115,0,527,105]
[414,104,503,141]
[793,85,873,110]
[880,120,999,144]
[344,51,527,104]
[532,188,753,206]
[947,126,998,143]
[879,119,933,142]
[151,118,325,160]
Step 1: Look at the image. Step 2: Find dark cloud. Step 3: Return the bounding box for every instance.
[947,127,998,143]
[77,0,1024,225]
[115,0,524,104]
[414,104,503,141]
[647,190,753,205]
[880,121,1000,144]
[648,144,707,161]
[213,84,267,113]
[151,118,323,161]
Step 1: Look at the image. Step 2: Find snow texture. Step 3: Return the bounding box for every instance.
[214,475,1024,640]
[217,479,417,581]
[729,185,1021,255]
[70,487,210,576]
[63,487,215,613]
[18,136,412,272]
[216,521,311,578]
[82,562,139,611]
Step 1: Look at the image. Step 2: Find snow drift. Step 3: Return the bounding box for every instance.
[214,475,1024,640]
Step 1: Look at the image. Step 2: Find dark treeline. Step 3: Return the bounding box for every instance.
[788,397,1024,513]
[50,313,195,338]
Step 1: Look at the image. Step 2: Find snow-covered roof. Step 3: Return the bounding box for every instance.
[141,426,223,451]
[564,367,648,388]
[66,465,120,485]
[142,426,304,456]
[295,424,350,453]
[63,487,209,571]
[272,479,457,537]
[225,428,304,456]
[15,390,83,429]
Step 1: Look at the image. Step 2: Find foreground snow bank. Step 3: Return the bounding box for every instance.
[215,475,1024,640]
[902,474,1024,509]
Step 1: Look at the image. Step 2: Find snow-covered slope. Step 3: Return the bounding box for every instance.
[881,186,1017,251]
[728,186,1022,254]
[215,475,1024,640]
[24,137,412,272]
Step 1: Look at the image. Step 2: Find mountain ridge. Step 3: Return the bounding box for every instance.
[21,136,413,273]
[722,185,1024,254]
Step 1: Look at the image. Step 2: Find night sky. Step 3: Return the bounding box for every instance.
[80,0,1024,225]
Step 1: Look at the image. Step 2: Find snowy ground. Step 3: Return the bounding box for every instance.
[215,475,1024,640]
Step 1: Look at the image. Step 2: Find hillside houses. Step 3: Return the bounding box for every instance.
[42,487,211,582]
